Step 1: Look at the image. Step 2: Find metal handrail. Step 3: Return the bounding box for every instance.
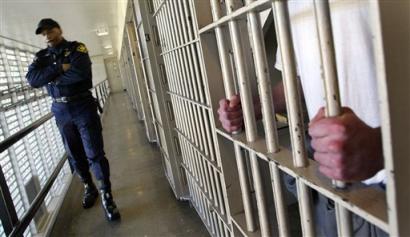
[0,79,110,236]
[9,154,67,237]
[0,113,56,237]
[0,113,53,153]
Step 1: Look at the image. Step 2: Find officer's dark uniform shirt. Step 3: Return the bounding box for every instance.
[26,39,92,98]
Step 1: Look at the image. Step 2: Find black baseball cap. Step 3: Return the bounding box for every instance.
[35,18,60,34]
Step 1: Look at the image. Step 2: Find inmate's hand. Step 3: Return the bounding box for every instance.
[62,63,71,72]
[217,95,243,133]
[308,107,383,182]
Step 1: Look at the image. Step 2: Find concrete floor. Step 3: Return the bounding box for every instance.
[50,92,209,237]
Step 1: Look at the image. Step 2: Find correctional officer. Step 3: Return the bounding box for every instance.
[26,18,120,221]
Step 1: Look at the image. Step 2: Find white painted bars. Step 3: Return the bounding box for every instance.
[313,1,353,236]
[272,1,315,236]
[209,0,256,232]
[225,0,270,235]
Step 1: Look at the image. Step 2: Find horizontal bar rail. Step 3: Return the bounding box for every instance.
[0,35,41,50]
[0,113,53,153]
[199,0,272,34]
[216,128,389,232]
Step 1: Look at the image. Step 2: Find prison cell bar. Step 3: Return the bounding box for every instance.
[209,0,256,232]
[126,22,156,142]
[155,0,195,199]
[182,0,228,222]
[169,0,209,198]
[224,0,271,235]
[313,1,353,236]
[244,0,293,235]
[197,0,389,235]
[181,0,213,166]
[172,0,216,215]
[272,0,315,236]
[156,1,229,234]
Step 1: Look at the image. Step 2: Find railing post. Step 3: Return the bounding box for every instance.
[0,167,18,236]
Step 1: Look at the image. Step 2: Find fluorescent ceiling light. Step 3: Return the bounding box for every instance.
[97,31,109,36]
[96,27,109,36]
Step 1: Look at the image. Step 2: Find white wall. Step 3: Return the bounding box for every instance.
[104,57,124,92]
[91,55,108,86]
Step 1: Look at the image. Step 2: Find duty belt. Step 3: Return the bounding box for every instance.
[53,91,91,103]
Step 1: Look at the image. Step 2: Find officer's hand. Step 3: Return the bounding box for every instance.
[62,64,71,72]
[308,107,383,182]
[35,49,48,58]
[217,95,243,133]
[33,50,54,67]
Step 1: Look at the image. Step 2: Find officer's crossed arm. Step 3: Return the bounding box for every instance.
[57,43,92,85]
[26,50,63,88]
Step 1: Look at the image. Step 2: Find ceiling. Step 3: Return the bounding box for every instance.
[0,0,129,57]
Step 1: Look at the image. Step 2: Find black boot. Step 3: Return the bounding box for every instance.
[82,182,98,209]
[101,190,121,221]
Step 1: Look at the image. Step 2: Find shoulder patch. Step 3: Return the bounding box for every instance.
[76,43,88,53]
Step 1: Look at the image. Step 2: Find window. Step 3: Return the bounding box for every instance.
[0,44,70,236]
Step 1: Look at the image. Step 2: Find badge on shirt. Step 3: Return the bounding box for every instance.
[64,49,71,57]
[76,44,88,53]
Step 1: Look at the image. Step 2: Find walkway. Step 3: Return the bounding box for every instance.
[50,92,208,237]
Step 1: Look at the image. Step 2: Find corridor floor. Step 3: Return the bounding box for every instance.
[50,92,209,237]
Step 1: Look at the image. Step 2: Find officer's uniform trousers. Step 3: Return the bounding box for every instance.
[52,96,111,192]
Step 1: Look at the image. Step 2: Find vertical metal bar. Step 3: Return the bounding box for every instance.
[173,0,200,149]
[0,166,19,236]
[370,1,410,235]
[98,86,104,105]
[234,145,255,231]
[225,0,257,141]
[248,152,270,237]
[313,0,347,189]
[165,1,194,145]
[184,0,216,173]
[210,0,236,98]
[270,162,290,237]
[177,0,205,155]
[209,0,256,232]
[295,178,315,236]
[225,0,271,235]
[272,1,315,236]
[245,1,294,234]
[272,1,307,168]
[185,0,206,105]
[217,215,223,237]
[202,108,216,163]
[313,1,353,236]
[245,0,279,153]
[208,206,216,235]
[214,170,225,215]
[183,1,217,194]
[189,140,200,184]
[206,162,217,206]
[161,2,189,141]
[197,152,207,193]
